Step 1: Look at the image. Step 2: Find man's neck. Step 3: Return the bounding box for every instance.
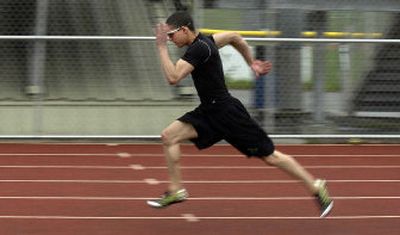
[187,31,199,45]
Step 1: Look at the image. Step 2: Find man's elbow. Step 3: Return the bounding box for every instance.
[168,80,178,86]
[230,32,242,43]
[166,76,180,86]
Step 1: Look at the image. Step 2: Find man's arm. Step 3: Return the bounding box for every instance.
[212,31,272,76]
[212,32,254,66]
[156,23,194,85]
[158,47,193,85]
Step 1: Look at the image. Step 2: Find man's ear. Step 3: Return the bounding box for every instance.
[181,26,188,33]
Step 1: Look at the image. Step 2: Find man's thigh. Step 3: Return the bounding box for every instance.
[162,120,198,144]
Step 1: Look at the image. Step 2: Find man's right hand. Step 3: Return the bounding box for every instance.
[155,23,169,47]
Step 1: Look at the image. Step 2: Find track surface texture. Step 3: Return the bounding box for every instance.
[0,143,398,235]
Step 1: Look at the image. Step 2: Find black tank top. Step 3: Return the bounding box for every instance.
[182,33,231,106]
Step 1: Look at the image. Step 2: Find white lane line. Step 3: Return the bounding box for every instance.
[0,165,398,170]
[143,178,160,185]
[0,180,148,184]
[189,196,400,200]
[130,164,145,170]
[179,180,400,184]
[185,215,400,220]
[0,153,398,158]
[0,153,118,156]
[0,215,397,220]
[0,215,183,220]
[181,213,200,222]
[130,165,400,170]
[116,152,131,158]
[0,196,398,201]
[0,179,398,184]
[105,143,120,146]
[0,165,130,170]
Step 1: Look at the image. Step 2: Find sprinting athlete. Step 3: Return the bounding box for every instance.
[147,11,333,217]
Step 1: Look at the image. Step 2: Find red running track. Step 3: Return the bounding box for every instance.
[0,143,399,235]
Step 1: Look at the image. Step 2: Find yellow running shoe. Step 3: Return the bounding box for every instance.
[314,179,334,217]
[147,189,188,208]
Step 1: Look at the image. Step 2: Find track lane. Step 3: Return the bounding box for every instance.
[0,218,398,235]
[0,143,399,235]
[0,182,399,197]
[0,167,398,181]
[0,199,398,218]
[0,154,399,167]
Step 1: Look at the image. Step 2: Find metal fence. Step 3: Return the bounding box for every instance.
[0,0,399,140]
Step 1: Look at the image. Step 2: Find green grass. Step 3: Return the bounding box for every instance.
[302,46,341,92]
[325,45,341,92]
[202,9,243,29]
[225,78,254,90]
[203,10,374,93]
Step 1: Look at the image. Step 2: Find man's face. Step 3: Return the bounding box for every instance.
[166,25,187,48]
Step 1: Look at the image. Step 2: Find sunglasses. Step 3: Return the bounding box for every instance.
[166,27,182,38]
[166,23,191,38]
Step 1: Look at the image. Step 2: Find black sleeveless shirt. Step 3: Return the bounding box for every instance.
[182,33,231,106]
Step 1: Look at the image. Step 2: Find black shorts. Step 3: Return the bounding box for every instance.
[178,97,275,158]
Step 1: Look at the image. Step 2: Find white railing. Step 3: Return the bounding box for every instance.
[0,134,398,139]
[0,35,399,43]
[0,35,398,139]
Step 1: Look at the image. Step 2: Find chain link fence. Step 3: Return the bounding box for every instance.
[197,0,400,137]
[0,0,398,139]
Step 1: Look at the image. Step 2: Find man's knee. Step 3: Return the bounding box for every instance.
[161,121,197,147]
[161,128,175,146]
[262,151,285,166]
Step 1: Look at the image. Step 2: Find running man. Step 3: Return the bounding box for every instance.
[147,11,333,217]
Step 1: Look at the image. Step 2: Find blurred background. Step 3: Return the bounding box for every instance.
[0,0,399,141]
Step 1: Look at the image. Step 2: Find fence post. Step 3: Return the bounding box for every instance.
[308,11,327,123]
[27,0,49,134]
[274,9,304,132]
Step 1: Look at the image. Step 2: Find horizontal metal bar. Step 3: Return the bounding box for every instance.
[244,38,400,43]
[0,36,155,40]
[200,28,384,38]
[270,135,400,139]
[268,0,400,12]
[0,35,399,43]
[0,135,398,139]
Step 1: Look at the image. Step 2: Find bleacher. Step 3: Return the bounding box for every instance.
[333,13,400,133]
[0,0,35,101]
[0,0,174,102]
[352,14,400,116]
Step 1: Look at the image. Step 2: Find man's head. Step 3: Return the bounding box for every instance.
[165,11,196,47]
[166,11,195,31]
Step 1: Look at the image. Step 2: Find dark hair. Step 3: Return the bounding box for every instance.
[166,11,195,31]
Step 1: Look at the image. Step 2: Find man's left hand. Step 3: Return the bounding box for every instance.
[251,60,272,77]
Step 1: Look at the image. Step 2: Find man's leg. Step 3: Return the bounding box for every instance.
[147,120,197,208]
[161,120,198,193]
[262,150,317,193]
[262,150,333,217]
